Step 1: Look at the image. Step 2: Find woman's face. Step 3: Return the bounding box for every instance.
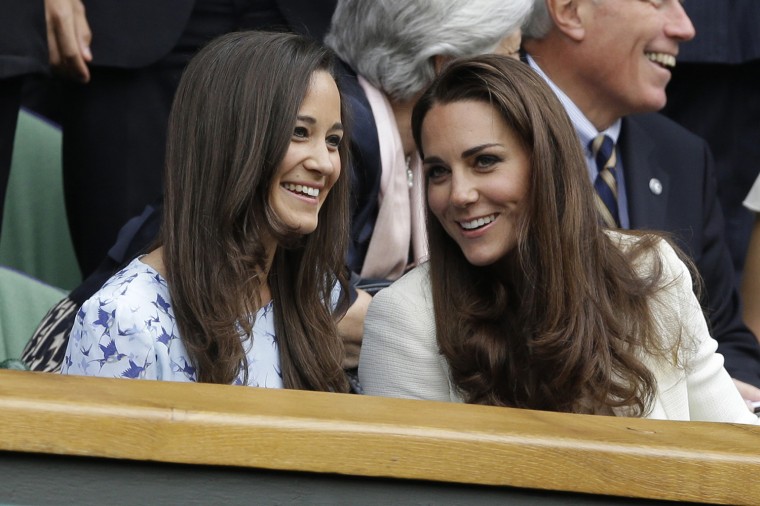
[269,70,343,235]
[422,100,530,267]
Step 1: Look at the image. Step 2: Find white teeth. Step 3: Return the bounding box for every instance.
[460,214,496,230]
[283,183,320,197]
[646,52,675,68]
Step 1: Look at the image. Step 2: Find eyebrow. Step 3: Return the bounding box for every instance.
[422,155,444,165]
[296,115,344,132]
[461,143,502,158]
[422,143,503,165]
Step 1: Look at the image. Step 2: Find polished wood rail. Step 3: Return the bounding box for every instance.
[0,369,758,504]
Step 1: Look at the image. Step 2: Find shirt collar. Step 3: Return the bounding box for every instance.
[525,54,621,156]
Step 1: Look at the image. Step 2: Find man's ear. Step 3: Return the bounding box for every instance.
[547,0,586,41]
[432,54,452,75]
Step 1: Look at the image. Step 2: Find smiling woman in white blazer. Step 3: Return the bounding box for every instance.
[359,55,758,424]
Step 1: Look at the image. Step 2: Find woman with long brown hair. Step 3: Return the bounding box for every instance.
[62,31,351,392]
[360,55,758,422]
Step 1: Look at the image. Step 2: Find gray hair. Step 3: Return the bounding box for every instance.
[325,0,533,102]
[522,0,554,40]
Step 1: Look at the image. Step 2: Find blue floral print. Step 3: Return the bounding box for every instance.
[62,257,284,388]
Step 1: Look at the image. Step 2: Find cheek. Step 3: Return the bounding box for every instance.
[329,153,342,186]
[516,177,530,204]
[426,184,448,219]
[334,155,342,179]
[268,184,278,207]
[506,163,531,203]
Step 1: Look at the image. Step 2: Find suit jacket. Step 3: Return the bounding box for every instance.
[678,0,760,64]
[0,0,47,78]
[620,113,760,386]
[661,1,760,284]
[360,235,759,424]
[84,0,337,68]
[333,61,382,275]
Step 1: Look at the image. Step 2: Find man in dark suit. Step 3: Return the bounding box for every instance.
[662,0,760,287]
[522,0,760,402]
[45,0,336,277]
[0,0,47,236]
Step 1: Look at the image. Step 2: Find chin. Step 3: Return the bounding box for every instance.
[295,224,318,235]
[300,220,319,235]
[462,252,500,268]
[280,217,318,235]
[648,95,668,112]
[637,88,668,113]
[460,243,515,268]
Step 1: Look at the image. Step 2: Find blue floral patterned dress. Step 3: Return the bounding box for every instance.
[62,257,284,387]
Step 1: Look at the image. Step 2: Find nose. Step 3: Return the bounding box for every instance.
[449,171,478,208]
[665,0,695,42]
[304,142,339,177]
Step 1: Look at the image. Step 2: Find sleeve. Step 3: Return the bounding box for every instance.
[657,241,759,424]
[743,174,760,212]
[61,289,158,381]
[359,278,454,401]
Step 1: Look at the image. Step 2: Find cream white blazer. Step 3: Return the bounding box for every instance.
[360,233,759,424]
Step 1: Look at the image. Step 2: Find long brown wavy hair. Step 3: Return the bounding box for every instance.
[411,55,685,415]
[161,31,350,391]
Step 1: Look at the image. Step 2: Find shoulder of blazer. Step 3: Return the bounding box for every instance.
[620,112,709,231]
[622,113,706,164]
[378,264,433,309]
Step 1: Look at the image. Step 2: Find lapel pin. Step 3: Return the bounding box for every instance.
[649,178,663,195]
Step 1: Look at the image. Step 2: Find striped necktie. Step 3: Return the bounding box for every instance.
[590,134,620,228]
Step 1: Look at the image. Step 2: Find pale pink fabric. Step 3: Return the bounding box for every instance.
[358,77,428,280]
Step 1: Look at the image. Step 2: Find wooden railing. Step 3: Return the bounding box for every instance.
[0,369,758,504]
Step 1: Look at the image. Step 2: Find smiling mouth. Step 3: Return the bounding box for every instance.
[282,183,320,198]
[645,52,676,69]
[459,214,497,230]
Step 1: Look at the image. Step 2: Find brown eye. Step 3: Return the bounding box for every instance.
[475,154,500,169]
[326,134,342,149]
[426,165,449,180]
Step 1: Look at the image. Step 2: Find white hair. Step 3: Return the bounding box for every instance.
[325,0,534,102]
[522,0,555,40]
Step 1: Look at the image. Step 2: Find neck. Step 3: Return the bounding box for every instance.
[140,246,167,277]
[525,39,620,131]
[257,224,282,271]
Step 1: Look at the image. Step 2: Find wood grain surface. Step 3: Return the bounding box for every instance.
[0,370,758,504]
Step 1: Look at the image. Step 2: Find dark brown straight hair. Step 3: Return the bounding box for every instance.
[161,31,350,391]
[411,55,684,415]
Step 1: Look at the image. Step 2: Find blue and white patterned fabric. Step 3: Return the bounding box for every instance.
[62,257,284,387]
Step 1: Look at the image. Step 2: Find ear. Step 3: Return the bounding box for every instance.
[546,0,586,42]
[432,54,452,75]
